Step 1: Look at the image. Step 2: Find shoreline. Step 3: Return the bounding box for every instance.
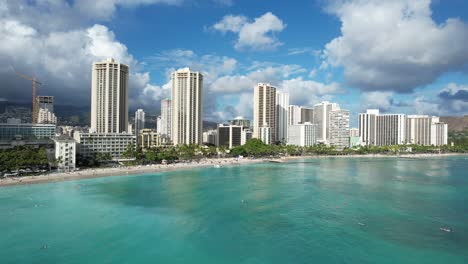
[1,153,466,187]
[0,158,267,187]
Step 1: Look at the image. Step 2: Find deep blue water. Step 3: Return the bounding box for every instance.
[1,156,468,263]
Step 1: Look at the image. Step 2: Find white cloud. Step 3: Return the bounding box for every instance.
[323,0,468,92]
[74,0,185,21]
[213,15,247,33]
[280,78,341,106]
[210,75,254,93]
[361,91,394,111]
[1,0,184,32]
[0,18,159,110]
[308,69,317,78]
[212,12,286,51]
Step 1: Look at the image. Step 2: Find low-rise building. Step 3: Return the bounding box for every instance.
[349,128,359,137]
[0,121,56,140]
[53,136,76,172]
[202,129,218,145]
[349,136,361,148]
[139,129,171,150]
[74,132,136,160]
[241,129,253,145]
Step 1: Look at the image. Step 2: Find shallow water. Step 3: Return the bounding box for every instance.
[1,156,467,263]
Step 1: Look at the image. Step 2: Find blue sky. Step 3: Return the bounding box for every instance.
[1,0,468,125]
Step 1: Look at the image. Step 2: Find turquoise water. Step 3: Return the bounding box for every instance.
[1,156,468,263]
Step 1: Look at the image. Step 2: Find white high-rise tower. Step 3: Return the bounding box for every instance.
[91,58,129,134]
[160,99,172,139]
[171,68,203,145]
[276,91,289,143]
[313,101,340,143]
[134,109,145,136]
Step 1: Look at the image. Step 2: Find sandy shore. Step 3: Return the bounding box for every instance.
[0,158,268,187]
[1,153,466,187]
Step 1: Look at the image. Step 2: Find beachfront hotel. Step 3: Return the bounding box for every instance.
[90,58,129,134]
[358,109,379,146]
[276,91,289,144]
[53,136,76,172]
[217,124,242,149]
[253,83,277,144]
[171,68,203,145]
[74,132,136,160]
[287,122,317,147]
[359,109,448,146]
[406,115,448,146]
[329,109,350,150]
[313,101,341,144]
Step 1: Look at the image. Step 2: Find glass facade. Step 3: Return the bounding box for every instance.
[0,123,56,140]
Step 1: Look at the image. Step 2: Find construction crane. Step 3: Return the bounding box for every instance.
[13,70,42,124]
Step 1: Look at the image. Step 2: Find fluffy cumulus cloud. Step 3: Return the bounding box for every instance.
[0,0,178,111]
[360,91,395,111]
[281,78,341,107]
[213,12,286,51]
[323,0,468,92]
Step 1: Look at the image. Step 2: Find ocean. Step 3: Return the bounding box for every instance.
[1,156,467,263]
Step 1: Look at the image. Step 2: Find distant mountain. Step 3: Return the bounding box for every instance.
[440,116,468,132]
[54,104,90,126]
[203,121,218,130]
[1,100,222,129]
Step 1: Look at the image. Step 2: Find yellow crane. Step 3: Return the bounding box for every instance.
[13,70,42,124]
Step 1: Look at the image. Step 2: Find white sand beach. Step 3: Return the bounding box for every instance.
[0,157,269,187]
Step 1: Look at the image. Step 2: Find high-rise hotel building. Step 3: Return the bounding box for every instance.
[313,101,340,143]
[160,99,172,139]
[253,83,277,144]
[406,115,448,146]
[329,109,350,149]
[276,91,289,143]
[134,109,145,136]
[90,58,129,134]
[171,68,203,145]
[375,114,406,146]
[358,109,379,146]
[360,110,448,146]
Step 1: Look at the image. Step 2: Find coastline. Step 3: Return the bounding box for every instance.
[1,153,466,187]
[0,158,267,187]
